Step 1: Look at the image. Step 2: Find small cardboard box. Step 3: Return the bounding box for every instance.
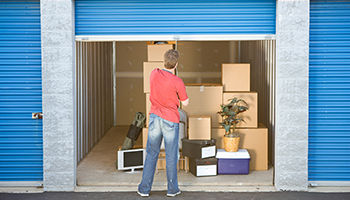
[183,84,223,127]
[223,92,258,128]
[188,116,211,140]
[143,62,163,93]
[222,63,250,92]
[211,126,268,171]
[147,44,174,61]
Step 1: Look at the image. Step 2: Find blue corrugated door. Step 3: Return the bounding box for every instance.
[0,1,43,182]
[309,0,350,182]
[75,0,276,36]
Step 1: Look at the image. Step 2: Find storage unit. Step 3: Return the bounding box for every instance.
[309,0,350,183]
[0,0,43,183]
[216,149,250,175]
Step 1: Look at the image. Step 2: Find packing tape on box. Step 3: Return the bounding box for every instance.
[200,86,205,92]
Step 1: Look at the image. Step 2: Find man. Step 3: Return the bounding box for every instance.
[138,49,189,197]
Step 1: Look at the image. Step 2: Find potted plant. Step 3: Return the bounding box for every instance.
[218,97,249,152]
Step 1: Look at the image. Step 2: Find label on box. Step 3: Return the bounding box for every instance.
[201,146,216,158]
[197,165,217,176]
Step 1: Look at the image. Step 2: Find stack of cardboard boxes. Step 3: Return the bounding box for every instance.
[215,63,268,171]
[142,44,268,173]
[182,63,268,172]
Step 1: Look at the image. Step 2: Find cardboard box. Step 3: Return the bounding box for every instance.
[183,85,223,127]
[188,116,211,140]
[223,92,258,128]
[142,128,148,148]
[143,62,163,93]
[145,93,151,127]
[147,44,174,61]
[222,63,250,92]
[157,151,187,170]
[211,126,268,171]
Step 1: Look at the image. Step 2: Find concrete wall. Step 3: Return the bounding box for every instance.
[275,0,309,191]
[41,0,76,191]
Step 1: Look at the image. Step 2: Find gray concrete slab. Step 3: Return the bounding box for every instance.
[1,191,350,200]
[77,126,273,191]
[275,0,310,191]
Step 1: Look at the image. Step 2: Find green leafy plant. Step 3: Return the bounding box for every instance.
[218,97,249,137]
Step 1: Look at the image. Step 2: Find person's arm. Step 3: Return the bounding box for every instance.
[181,98,189,106]
[176,79,189,106]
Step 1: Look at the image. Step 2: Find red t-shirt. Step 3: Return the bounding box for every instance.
[149,68,188,123]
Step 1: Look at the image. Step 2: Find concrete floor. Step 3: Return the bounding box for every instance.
[2,192,350,200]
[77,126,274,191]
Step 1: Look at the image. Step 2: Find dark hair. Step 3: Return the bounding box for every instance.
[164,49,179,69]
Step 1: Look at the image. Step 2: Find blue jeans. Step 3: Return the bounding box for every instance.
[138,113,180,194]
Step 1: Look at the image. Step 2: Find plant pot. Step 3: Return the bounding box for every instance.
[223,135,240,152]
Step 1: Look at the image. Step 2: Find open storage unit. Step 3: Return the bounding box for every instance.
[73,0,276,190]
[74,40,276,188]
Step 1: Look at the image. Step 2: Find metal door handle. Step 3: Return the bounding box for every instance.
[32,112,43,119]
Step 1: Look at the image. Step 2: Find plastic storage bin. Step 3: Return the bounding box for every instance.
[189,157,217,177]
[182,138,216,159]
[216,149,250,174]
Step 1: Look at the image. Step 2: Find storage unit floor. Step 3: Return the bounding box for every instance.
[77,126,274,190]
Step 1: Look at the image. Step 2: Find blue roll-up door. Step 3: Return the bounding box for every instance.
[0,1,43,183]
[75,0,276,36]
[309,0,350,183]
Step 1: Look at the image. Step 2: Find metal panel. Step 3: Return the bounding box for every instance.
[75,42,114,163]
[309,0,350,182]
[75,0,276,37]
[0,1,42,182]
[240,40,276,166]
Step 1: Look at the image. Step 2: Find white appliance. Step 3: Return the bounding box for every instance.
[117,148,146,172]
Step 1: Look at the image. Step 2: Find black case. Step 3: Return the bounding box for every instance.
[189,157,218,177]
[126,124,142,141]
[182,138,216,159]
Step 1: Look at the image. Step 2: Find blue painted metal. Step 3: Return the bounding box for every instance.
[0,1,42,181]
[75,0,276,35]
[309,0,350,181]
